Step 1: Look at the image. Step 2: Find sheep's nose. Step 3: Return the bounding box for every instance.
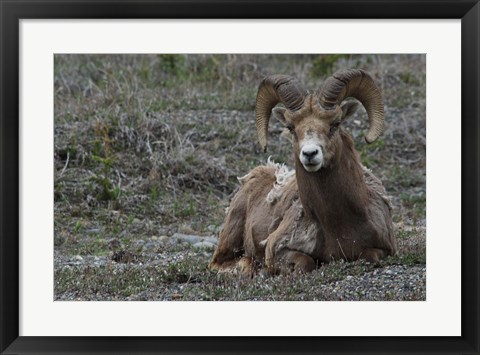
[302,148,318,159]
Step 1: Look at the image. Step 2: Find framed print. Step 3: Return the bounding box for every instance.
[1,1,479,354]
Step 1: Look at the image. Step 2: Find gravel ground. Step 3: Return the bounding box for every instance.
[54,230,426,301]
[321,265,426,301]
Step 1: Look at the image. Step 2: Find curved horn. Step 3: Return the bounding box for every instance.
[317,69,384,144]
[255,75,307,152]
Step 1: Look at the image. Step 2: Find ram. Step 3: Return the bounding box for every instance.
[209,69,397,274]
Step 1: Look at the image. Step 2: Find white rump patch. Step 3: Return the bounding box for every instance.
[266,157,295,204]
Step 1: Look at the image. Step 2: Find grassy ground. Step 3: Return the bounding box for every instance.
[54,54,426,300]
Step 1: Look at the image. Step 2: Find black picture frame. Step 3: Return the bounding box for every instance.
[1,1,479,354]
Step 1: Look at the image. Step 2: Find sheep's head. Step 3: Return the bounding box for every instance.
[255,69,384,172]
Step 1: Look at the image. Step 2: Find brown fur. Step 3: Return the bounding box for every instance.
[209,97,396,275]
[295,130,396,262]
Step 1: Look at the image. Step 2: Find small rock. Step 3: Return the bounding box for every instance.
[178,225,196,234]
[172,233,202,244]
[143,241,155,251]
[203,236,218,245]
[207,225,217,232]
[159,235,170,244]
[192,241,215,250]
[87,228,101,234]
[73,255,83,261]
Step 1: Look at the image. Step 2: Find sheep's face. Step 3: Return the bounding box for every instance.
[272,100,360,172]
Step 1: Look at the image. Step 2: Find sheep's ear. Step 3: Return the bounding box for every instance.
[340,101,360,122]
[271,107,288,125]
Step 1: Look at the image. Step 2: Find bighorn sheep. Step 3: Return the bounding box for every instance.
[209,69,396,274]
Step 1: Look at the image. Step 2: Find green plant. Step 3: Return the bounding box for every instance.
[73,220,82,234]
[311,54,349,78]
[358,139,384,167]
[173,194,197,218]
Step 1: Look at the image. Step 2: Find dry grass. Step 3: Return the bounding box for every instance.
[54,54,426,300]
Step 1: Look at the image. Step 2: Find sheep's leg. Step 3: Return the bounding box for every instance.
[209,256,255,276]
[266,247,316,274]
[209,193,247,271]
[361,248,386,263]
[237,256,256,276]
[281,250,316,273]
[264,216,317,274]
